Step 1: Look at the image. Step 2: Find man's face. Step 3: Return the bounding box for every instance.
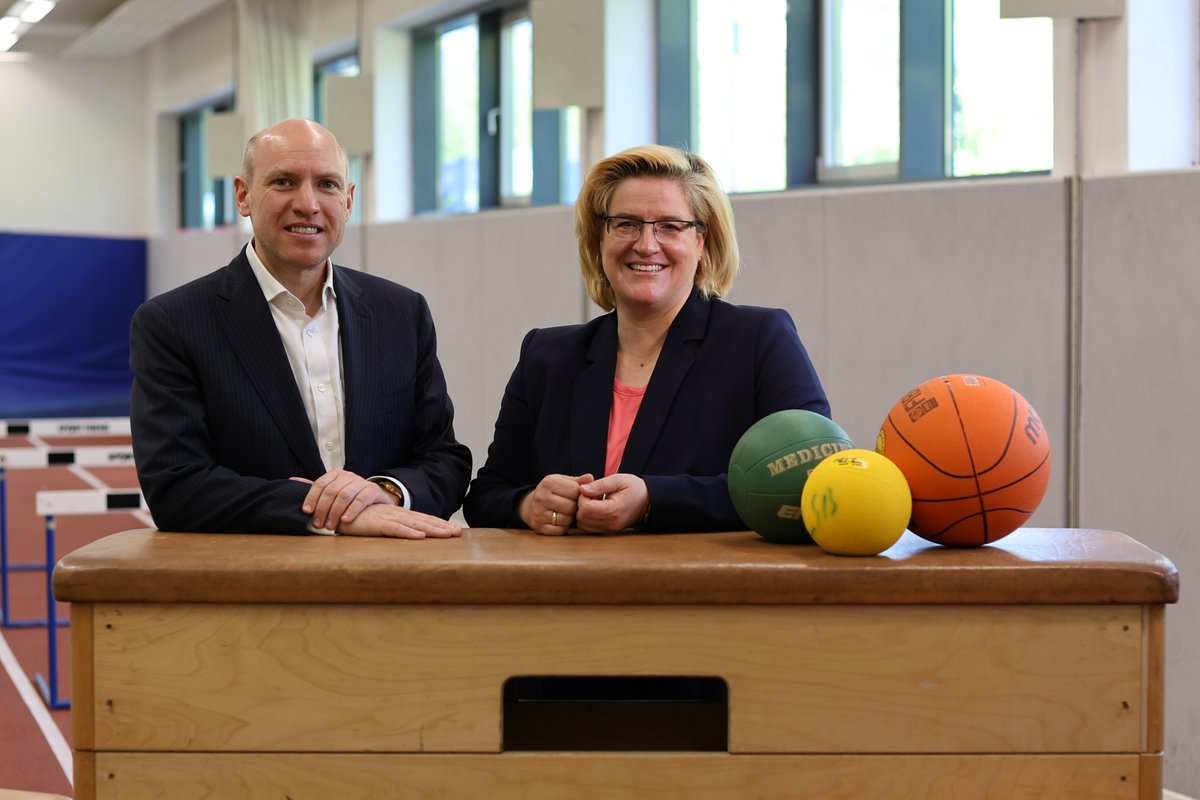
[234,121,354,276]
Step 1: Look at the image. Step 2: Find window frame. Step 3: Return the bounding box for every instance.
[411,2,575,215]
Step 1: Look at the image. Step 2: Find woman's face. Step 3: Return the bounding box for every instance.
[600,177,705,318]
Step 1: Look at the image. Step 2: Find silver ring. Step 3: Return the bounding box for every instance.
[551,511,559,526]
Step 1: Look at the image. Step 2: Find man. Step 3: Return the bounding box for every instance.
[130,119,470,537]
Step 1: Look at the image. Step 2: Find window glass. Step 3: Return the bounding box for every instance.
[561,105,583,203]
[950,1,1052,176]
[179,105,235,230]
[823,0,899,171]
[694,0,788,193]
[501,14,533,204]
[439,21,481,213]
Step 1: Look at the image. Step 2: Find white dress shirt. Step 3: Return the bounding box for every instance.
[246,242,345,472]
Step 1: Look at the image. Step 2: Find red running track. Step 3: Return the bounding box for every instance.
[0,434,144,796]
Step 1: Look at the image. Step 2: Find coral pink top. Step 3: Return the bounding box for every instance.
[605,379,647,476]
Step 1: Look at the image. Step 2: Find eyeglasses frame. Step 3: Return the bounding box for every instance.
[601,215,706,242]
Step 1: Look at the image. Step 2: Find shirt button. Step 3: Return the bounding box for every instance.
[318,383,326,393]
[324,441,333,450]
[306,329,315,337]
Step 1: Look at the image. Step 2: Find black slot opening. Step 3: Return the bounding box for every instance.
[503,676,728,752]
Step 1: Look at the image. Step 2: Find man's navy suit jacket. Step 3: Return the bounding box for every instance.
[130,247,471,533]
[463,290,829,532]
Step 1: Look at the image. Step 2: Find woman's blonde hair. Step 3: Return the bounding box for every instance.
[575,145,739,312]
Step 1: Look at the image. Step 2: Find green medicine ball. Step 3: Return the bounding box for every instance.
[728,409,856,544]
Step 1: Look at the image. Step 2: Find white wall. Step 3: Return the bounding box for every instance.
[0,55,149,236]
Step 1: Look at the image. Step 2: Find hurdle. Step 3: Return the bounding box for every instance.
[35,487,148,710]
[0,443,136,628]
[0,416,131,438]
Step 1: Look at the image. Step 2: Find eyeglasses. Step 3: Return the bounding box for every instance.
[602,215,705,242]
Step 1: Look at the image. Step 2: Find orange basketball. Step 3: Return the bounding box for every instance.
[875,374,1051,547]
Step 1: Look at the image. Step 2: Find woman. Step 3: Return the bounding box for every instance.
[463,145,829,533]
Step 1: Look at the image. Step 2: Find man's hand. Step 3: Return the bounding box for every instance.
[298,469,392,530]
[337,504,463,539]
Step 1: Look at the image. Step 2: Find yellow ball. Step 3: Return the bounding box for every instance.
[800,449,912,556]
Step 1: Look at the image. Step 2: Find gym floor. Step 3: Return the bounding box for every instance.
[0,431,142,796]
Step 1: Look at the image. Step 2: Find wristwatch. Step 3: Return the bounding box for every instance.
[371,477,405,506]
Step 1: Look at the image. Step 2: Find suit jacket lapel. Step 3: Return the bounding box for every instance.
[619,291,709,473]
[334,268,371,467]
[570,313,618,478]
[214,250,325,473]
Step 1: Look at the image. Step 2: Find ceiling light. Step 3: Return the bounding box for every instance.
[0,31,17,52]
[0,15,19,35]
[19,0,52,23]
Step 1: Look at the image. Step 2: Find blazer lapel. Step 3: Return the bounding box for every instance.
[214,251,325,473]
[570,313,618,478]
[334,268,371,467]
[619,291,709,473]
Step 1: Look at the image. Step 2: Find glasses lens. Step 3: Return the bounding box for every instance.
[653,221,690,240]
[607,218,642,239]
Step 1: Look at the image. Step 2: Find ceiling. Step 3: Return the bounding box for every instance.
[8,0,224,58]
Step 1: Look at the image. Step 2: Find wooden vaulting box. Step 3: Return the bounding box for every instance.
[55,527,1177,799]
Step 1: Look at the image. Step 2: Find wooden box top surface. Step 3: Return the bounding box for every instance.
[53,527,1179,606]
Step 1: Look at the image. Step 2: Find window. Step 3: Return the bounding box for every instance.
[499,11,533,204]
[693,1,789,194]
[412,5,579,214]
[821,0,899,180]
[658,0,816,188]
[664,0,1054,192]
[950,1,1052,176]
[413,14,481,214]
[438,18,482,213]
[179,102,235,230]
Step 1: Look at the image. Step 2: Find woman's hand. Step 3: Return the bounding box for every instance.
[576,473,650,533]
[517,473,595,535]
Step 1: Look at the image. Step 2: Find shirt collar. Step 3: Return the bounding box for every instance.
[245,240,337,307]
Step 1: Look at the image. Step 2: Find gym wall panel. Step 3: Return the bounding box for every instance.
[726,190,830,400]
[819,178,1070,530]
[477,206,583,451]
[365,207,580,472]
[0,232,146,417]
[1080,168,1200,794]
[146,227,244,300]
[373,215,488,466]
